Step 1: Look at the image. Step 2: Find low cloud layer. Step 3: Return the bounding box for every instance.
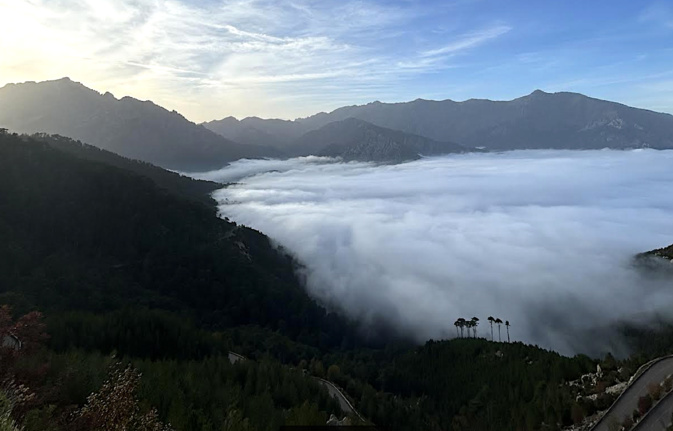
[197,150,673,355]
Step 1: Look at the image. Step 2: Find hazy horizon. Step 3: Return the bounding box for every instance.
[2,1,672,122]
[194,149,673,356]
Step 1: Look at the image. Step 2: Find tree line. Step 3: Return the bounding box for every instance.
[453,316,511,342]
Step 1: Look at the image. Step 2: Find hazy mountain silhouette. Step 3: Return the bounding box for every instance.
[207,90,673,151]
[203,116,301,150]
[0,78,279,171]
[289,117,468,162]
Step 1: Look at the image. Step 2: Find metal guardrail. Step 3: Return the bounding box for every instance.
[632,387,673,430]
[590,355,673,430]
[312,376,366,423]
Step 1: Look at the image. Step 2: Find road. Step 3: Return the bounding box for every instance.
[227,351,365,421]
[592,357,673,431]
[633,390,673,430]
[312,377,364,421]
[227,351,246,364]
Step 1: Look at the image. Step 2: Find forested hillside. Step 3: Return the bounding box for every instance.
[29,133,222,207]
[2,130,673,431]
[0,131,355,349]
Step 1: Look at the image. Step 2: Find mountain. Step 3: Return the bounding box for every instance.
[207,91,673,152]
[0,78,279,171]
[30,133,221,207]
[203,116,302,150]
[289,118,468,162]
[296,90,673,150]
[3,134,673,431]
[0,130,355,348]
[647,244,673,260]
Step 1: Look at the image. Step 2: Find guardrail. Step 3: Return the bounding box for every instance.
[312,376,366,423]
[590,355,673,430]
[632,387,673,430]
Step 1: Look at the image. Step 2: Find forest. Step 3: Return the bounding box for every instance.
[1,131,673,430]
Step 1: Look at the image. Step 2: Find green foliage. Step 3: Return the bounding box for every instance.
[30,133,221,207]
[0,132,356,350]
[285,401,327,425]
[320,338,596,430]
[0,130,654,431]
[0,390,21,431]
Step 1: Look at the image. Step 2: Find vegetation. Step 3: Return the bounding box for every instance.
[0,131,357,350]
[2,130,673,431]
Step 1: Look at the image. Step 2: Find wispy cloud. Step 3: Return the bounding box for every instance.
[421,25,511,57]
[639,2,673,29]
[0,0,671,120]
[0,0,446,120]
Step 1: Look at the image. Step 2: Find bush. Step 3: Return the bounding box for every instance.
[648,382,663,400]
[638,394,653,415]
[663,376,673,393]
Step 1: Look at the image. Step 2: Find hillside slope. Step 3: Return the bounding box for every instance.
[0,130,354,348]
[203,116,298,150]
[30,133,221,206]
[289,118,468,162]
[0,78,278,171]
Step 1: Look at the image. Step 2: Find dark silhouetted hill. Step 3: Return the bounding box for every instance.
[0,78,279,171]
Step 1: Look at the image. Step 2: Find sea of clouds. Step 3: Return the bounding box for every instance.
[193,150,673,356]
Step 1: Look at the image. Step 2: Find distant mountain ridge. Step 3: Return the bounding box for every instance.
[289,118,468,162]
[0,78,279,171]
[206,90,673,152]
[4,78,673,168]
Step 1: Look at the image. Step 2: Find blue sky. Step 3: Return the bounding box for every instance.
[1,0,672,121]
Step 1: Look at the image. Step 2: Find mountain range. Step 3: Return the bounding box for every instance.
[0,78,277,171]
[2,78,673,171]
[206,90,673,152]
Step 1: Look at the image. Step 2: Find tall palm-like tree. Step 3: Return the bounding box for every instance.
[495,318,503,342]
[457,318,466,338]
[505,320,510,343]
[471,317,479,338]
[454,319,460,338]
[487,316,495,341]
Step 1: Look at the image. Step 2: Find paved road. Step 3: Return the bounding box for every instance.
[227,351,246,364]
[593,357,673,431]
[633,390,673,431]
[226,351,365,421]
[313,377,364,421]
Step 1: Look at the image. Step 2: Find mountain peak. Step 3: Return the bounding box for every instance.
[48,77,88,89]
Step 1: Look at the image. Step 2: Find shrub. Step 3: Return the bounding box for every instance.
[648,382,663,400]
[638,394,653,416]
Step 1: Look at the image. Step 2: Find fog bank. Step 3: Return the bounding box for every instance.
[196,150,673,355]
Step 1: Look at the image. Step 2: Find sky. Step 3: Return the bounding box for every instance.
[1,0,672,123]
[195,150,673,356]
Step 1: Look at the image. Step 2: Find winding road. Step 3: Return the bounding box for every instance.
[592,357,673,431]
[633,390,673,430]
[312,377,364,421]
[226,352,365,421]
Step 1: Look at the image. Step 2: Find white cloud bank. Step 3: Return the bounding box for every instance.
[197,150,673,355]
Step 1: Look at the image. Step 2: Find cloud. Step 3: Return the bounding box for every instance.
[196,150,673,356]
[0,0,436,121]
[639,2,673,29]
[421,25,511,57]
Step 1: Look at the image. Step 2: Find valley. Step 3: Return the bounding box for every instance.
[1,80,673,431]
